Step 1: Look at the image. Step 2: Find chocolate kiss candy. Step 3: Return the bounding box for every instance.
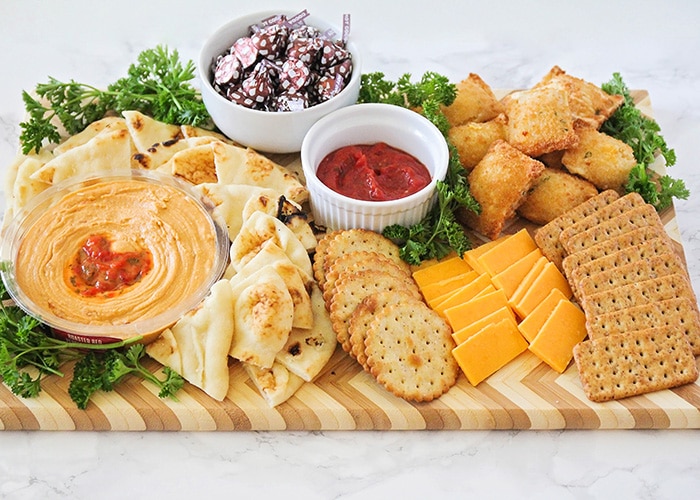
[252,23,288,59]
[233,37,259,68]
[279,58,311,92]
[226,86,259,109]
[241,62,274,104]
[273,90,309,111]
[213,53,242,85]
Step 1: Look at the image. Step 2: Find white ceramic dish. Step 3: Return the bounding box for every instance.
[198,10,361,154]
[301,103,449,232]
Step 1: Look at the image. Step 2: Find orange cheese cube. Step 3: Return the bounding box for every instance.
[452,318,529,386]
[419,270,479,303]
[512,261,572,319]
[491,248,543,299]
[444,288,510,332]
[508,256,547,310]
[463,237,506,273]
[452,306,517,344]
[412,256,472,288]
[432,273,493,314]
[528,300,587,373]
[517,288,568,343]
[476,228,538,277]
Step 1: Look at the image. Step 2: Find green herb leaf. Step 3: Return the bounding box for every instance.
[19,45,211,154]
[601,72,688,210]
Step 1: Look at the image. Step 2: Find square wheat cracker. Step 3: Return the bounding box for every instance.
[534,190,620,270]
[585,297,700,355]
[573,326,698,403]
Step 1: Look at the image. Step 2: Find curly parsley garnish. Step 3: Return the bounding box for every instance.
[20,45,211,154]
[359,71,480,264]
[0,276,183,409]
[601,73,689,210]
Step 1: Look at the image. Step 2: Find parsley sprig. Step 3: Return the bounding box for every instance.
[20,45,211,154]
[359,71,480,265]
[0,277,183,409]
[601,73,689,210]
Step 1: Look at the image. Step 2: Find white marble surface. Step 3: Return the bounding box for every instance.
[1,0,700,498]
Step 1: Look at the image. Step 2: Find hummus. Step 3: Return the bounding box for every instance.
[15,177,220,329]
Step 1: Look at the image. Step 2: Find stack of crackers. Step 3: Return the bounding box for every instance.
[313,228,460,402]
[535,190,700,402]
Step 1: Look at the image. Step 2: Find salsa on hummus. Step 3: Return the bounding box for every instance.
[315,142,431,201]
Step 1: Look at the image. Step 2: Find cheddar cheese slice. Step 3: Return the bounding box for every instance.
[452,306,517,344]
[528,299,587,373]
[512,261,572,319]
[452,318,529,386]
[463,237,507,273]
[412,255,472,288]
[491,248,543,300]
[508,256,547,310]
[517,288,568,343]
[419,270,479,303]
[476,228,538,277]
[444,288,510,332]
[432,273,493,314]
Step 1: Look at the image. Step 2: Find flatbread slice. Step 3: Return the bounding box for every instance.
[145,279,234,401]
[30,126,133,184]
[212,141,308,204]
[243,362,305,407]
[229,210,313,279]
[228,266,294,369]
[275,283,337,382]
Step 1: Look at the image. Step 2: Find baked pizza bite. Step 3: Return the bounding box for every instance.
[459,139,545,239]
[517,167,599,225]
[561,125,637,192]
[448,115,507,171]
[442,73,504,126]
[534,65,625,129]
[502,85,579,157]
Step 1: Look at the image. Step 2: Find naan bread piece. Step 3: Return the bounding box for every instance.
[4,151,53,215]
[123,110,182,153]
[53,116,128,156]
[235,240,313,329]
[212,141,308,204]
[30,126,132,185]
[230,210,313,279]
[145,280,234,401]
[159,141,217,184]
[180,124,238,145]
[243,362,305,407]
[192,183,278,241]
[242,191,317,252]
[276,283,337,382]
[229,266,294,369]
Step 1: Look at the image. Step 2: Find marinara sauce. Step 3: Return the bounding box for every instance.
[315,142,431,201]
[68,234,152,297]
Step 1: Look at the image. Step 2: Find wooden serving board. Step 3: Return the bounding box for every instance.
[2,91,700,431]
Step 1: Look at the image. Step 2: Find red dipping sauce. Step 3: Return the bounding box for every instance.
[69,234,152,298]
[315,142,432,201]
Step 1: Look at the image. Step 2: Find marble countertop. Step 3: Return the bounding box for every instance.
[1,0,700,498]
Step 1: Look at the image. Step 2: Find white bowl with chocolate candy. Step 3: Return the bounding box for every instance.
[198,10,361,154]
